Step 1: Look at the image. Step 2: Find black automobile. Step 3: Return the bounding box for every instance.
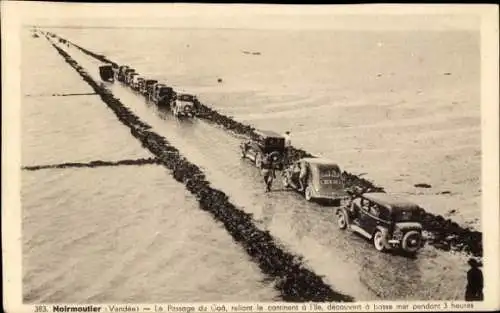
[153,86,175,107]
[142,79,158,97]
[336,192,426,254]
[116,65,130,82]
[240,130,286,170]
[99,65,114,82]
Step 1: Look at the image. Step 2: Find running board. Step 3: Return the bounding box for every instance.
[350,225,372,239]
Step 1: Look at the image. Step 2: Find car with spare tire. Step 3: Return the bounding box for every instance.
[336,192,425,254]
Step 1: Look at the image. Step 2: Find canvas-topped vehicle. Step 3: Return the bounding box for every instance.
[336,192,426,254]
[99,65,114,82]
[172,93,197,118]
[282,158,347,205]
[240,130,285,170]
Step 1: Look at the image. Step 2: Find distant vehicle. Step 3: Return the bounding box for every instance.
[282,158,347,205]
[149,83,166,102]
[153,85,175,107]
[172,93,197,118]
[123,69,136,85]
[136,77,145,92]
[142,79,158,97]
[336,192,425,254]
[127,73,139,86]
[116,65,130,82]
[240,130,285,170]
[132,76,143,91]
[99,65,114,82]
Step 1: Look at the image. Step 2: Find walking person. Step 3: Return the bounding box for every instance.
[262,152,279,192]
[465,258,484,301]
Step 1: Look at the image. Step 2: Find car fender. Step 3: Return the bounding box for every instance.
[374,226,391,249]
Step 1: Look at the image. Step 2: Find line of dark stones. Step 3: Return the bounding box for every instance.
[46,37,354,302]
[53,34,483,258]
[22,158,160,171]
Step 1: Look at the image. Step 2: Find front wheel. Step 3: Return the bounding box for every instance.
[373,231,387,252]
[336,210,348,230]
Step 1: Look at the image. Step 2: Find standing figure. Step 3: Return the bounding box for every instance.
[283,131,292,165]
[465,258,484,301]
[262,152,278,192]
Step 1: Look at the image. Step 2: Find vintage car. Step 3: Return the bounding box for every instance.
[124,69,136,85]
[127,73,139,86]
[149,83,166,102]
[142,79,158,97]
[153,86,175,106]
[336,192,425,254]
[98,65,114,82]
[136,77,145,92]
[172,93,197,118]
[116,65,130,82]
[240,130,285,170]
[131,76,143,91]
[282,158,347,205]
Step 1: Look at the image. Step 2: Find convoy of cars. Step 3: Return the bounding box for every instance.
[102,62,428,255]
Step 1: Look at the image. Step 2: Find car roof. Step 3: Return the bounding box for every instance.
[254,130,284,138]
[300,157,340,167]
[361,193,421,212]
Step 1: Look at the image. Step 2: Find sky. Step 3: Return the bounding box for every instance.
[6,2,485,31]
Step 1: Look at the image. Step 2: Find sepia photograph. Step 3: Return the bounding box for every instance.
[2,2,499,312]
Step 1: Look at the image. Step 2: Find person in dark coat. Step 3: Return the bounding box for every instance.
[262,152,279,192]
[465,258,484,301]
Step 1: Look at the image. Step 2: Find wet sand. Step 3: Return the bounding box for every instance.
[22,32,279,303]
[50,34,473,301]
[52,28,480,229]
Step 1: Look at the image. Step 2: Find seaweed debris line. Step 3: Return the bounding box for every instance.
[45,35,354,303]
[53,33,482,258]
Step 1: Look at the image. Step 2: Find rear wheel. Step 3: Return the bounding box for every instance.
[401,231,422,253]
[373,231,386,252]
[305,186,313,201]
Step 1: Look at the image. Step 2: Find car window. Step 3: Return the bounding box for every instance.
[369,205,380,217]
[361,199,370,211]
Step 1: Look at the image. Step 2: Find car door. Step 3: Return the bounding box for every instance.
[358,200,377,236]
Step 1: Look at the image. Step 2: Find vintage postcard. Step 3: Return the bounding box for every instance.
[2,2,499,312]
